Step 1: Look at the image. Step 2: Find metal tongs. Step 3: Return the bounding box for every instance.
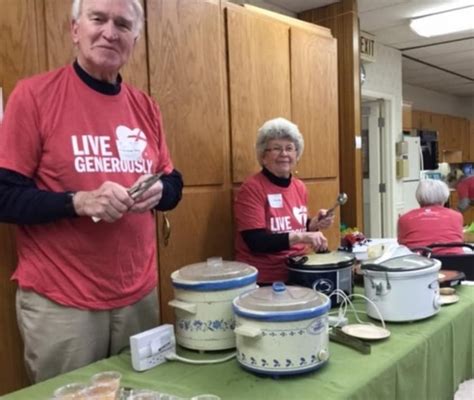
[127,173,163,200]
[329,327,371,355]
[92,172,163,222]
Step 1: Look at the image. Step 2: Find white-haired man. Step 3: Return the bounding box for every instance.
[0,0,182,382]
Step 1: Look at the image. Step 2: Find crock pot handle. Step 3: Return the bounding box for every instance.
[287,256,308,266]
[168,299,197,314]
[234,325,262,339]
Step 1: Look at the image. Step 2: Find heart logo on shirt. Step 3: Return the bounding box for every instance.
[292,206,308,226]
[115,125,147,161]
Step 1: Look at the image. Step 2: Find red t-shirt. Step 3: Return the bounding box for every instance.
[397,206,464,255]
[457,176,474,200]
[0,65,173,310]
[234,172,309,283]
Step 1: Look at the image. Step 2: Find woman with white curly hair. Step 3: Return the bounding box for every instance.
[234,117,334,284]
[397,179,464,254]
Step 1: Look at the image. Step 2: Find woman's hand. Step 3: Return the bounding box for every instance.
[308,209,335,231]
[289,231,328,253]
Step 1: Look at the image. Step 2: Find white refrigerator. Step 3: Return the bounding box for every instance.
[401,136,423,213]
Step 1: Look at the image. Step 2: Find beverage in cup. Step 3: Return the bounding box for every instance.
[53,383,88,399]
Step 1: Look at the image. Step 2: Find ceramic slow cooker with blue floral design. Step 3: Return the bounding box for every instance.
[233,282,331,376]
[169,257,258,351]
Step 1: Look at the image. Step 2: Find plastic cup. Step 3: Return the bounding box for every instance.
[82,383,118,400]
[90,371,121,391]
[53,383,88,399]
[128,389,159,400]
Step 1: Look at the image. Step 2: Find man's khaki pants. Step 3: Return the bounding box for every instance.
[16,288,159,383]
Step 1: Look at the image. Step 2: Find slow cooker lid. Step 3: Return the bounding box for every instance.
[175,257,255,282]
[361,254,438,272]
[234,282,326,312]
[290,251,355,269]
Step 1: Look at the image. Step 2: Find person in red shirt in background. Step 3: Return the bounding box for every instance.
[455,175,474,212]
[397,179,463,255]
[234,117,335,284]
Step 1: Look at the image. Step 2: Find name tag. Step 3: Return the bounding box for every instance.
[268,194,283,208]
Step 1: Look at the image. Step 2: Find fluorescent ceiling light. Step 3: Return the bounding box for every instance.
[410,6,474,37]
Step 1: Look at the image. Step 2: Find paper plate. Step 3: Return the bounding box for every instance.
[440,294,460,305]
[341,324,391,341]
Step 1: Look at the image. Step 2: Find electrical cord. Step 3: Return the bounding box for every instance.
[165,352,236,364]
[321,288,387,329]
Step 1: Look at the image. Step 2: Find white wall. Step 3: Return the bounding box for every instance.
[403,84,474,119]
[362,42,404,238]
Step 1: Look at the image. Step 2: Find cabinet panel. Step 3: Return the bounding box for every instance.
[157,189,234,324]
[0,224,29,394]
[402,102,412,131]
[306,180,340,249]
[470,120,474,162]
[0,0,43,394]
[411,110,421,130]
[43,0,148,92]
[227,6,291,183]
[148,0,227,186]
[0,0,45,100]
[419,111,433,130]
[291,28,338,178]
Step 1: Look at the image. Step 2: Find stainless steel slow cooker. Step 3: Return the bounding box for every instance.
[169,257,258,351]
[233,282,331,376]
[362,254,442,322]
[287,251,355,306]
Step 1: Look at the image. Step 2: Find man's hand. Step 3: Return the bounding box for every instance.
[73,181,134,223]
[128,174,164,213]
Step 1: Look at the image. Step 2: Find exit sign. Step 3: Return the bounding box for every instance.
[360,31,376,63]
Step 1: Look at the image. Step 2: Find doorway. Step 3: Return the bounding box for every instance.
[361,97,388,238]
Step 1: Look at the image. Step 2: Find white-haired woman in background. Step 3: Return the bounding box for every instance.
[234,117,334,284]
[397,179,464,255]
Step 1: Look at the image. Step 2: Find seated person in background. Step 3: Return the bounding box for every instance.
[234,117,334,284]
[397,179,464,255]
[455,175,474,212]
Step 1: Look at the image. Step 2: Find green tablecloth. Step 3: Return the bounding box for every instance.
[3,286,473,400]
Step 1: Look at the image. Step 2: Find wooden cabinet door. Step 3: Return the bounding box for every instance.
[43,0,148,92]
[290,27,338,179]
[148,0,227,186]
[402,102,412,131]
[226,5,291,183]
[412,110,421,129]
[460,118,470,162]
[419,111,433,130]
[147,0,232,323]
[156,190,234,324]
[470,120,474,162]
[0,0,45,99]
[0,0,45,393]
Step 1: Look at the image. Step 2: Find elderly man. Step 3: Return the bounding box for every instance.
[0,0,182,382]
